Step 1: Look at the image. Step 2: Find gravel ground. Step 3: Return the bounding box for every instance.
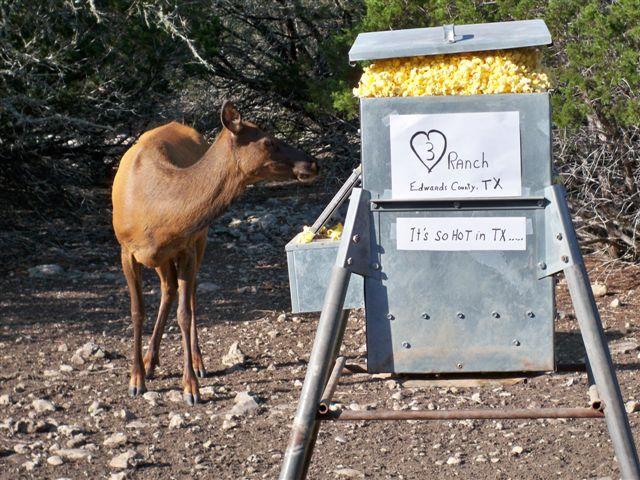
[1,183,639,480]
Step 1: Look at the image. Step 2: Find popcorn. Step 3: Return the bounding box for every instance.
[295,223,344,244]
[353,48,550,98]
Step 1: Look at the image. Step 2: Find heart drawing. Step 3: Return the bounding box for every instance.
[409,129,447,173]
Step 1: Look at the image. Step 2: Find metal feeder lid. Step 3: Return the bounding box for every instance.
[348,19,551,62]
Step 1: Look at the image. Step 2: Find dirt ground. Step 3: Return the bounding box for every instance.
[1,182,640,480]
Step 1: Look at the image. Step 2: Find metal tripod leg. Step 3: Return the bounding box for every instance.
[279,266,352,480]
[565,263,640,479]
[545,185,640,478]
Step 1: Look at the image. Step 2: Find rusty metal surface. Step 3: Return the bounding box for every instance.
[318,356,346,415]
[320,407,604,421]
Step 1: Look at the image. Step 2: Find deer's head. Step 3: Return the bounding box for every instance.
[221,101,318,184]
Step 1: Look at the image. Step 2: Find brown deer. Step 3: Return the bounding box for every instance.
[112,101,317,405]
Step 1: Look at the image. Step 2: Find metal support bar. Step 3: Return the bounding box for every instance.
[279,266,352,480]
[547,185,640,478]
[586,360,603,411]
[318,356,347,415]
[321,407,604,421]
[310,166,361,235]
[565,263,640,478]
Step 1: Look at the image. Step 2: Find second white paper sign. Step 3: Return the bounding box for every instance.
[396,217,527,251]
[390,111,522,199]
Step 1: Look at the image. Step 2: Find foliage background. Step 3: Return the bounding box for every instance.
[1,0,638,259]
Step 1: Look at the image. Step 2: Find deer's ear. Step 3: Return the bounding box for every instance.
[221,100,242,135]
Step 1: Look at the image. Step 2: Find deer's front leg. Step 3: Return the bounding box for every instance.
[191,233,207,378]
[190,285,206,378]
[176,250,200,406]
[121,248,146,396]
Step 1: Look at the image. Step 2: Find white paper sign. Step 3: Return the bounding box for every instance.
[390,112,521,199]
[396,217,527,251]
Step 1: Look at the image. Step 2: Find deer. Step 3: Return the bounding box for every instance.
[111,101,318,405]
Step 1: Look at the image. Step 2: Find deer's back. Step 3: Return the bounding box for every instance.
[112,122,210,265]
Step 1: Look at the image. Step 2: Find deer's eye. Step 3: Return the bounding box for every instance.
[264,138,274,148]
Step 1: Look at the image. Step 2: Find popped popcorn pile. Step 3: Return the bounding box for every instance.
[295,223,343,244]
[353,48,550,97]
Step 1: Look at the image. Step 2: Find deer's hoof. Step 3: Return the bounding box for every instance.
[128,385,147,397]
[183,392,200,406]
[195,368,206,378]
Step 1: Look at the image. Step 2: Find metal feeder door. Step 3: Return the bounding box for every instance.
[365,207,554,374]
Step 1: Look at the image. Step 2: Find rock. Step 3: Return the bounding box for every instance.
[59,364,73,373]
[197,282,220,293]
[446,456,461,465]
[142,391,161,405]
[221,419,237,431]
[257,213,278,230]
[168,414,185,429]
[511,446,524,456]
[103,432,128,448]
[58,424,84,437]
[114,409,135,421]
[228,391,260,417]
[165,390,183,403]
[222,342,246,368]
[335,435,347,444]
[66,434,87,448]
[334,468,365,478]
[277,313,287,322]
[591,283,608,298]
[610,340,639,355]
[22,460,38,471]
[47,455,64,466]
[471,392,482,403]
[0,394,12,405]
[109,449,142,469]
[71,341,106,365]
[32,399,56,413]
[125,420,147,430]
[54,448,91,460]
[14,443,28,454]
[475,454,488,463]
[390,391,403,401]
[57,343,69,352]
[88,400,107,415]
[610,298,622,308]
[385,380,397,390]
[626,400,639,414]
[110,472,128,480]
[28,264,64,277]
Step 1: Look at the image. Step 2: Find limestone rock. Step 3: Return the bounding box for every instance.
[591,283,608,298]
[103,432,128,448]
[222,341,246,368]
[32,399,56,413]
[228,391,260,417]
[109,449,142,469]
[28,264,64,277]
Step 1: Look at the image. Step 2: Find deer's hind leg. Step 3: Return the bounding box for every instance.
[191,233,208,378]
[121,247,146,396]
[143,260,178,379]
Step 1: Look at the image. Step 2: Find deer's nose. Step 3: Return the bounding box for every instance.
[294,159,318,182]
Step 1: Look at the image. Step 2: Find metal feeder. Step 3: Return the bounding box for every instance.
[280,19,640,480]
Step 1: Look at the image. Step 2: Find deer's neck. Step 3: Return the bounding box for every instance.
[181,132,250,234]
